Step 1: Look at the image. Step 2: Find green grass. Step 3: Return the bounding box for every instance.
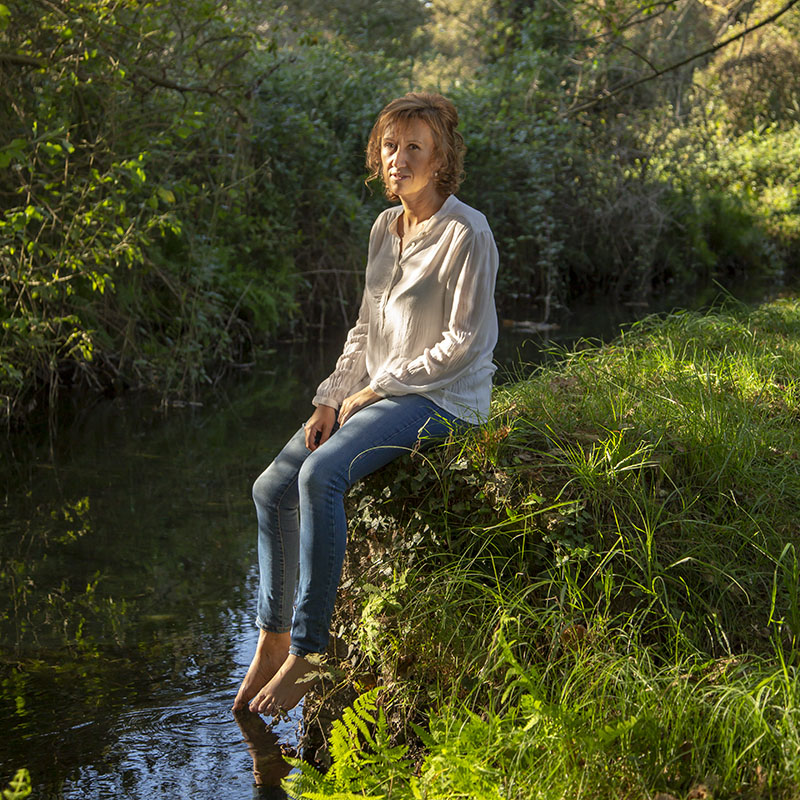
[290,296,800,800]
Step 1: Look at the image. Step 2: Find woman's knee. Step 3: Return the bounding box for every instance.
[297,450,348,498]
[252,459,298,512]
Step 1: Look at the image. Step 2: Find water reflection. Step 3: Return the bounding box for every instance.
[233,710,293,795]
[0,344,333,799]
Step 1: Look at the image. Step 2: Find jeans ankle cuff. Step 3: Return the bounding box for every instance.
[255,616,290,634]
[289,643,324,658]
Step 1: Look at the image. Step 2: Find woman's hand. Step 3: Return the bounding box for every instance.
[304,404,336,451]
[338,386,382,426]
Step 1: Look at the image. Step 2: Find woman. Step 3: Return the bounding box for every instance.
[233,92,498,717]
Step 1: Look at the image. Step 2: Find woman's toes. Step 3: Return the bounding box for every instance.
[249,689,269,715]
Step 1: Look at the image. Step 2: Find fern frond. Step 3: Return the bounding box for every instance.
[287,688,415,798]
[410,720,435,748]
[283,757,332,797]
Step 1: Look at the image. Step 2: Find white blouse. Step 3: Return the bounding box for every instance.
[312,194,499,424]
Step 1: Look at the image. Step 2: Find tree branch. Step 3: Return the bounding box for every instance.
[569,0,678,45]
[132,68,248,121]
[0,53,44,68]
[566,0,800,116]
[610,40,661,75]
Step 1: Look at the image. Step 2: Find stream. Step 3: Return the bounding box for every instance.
[0,280,783,798]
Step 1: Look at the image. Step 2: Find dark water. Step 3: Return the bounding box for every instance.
[0,280,784,798]
[0,345,340,799]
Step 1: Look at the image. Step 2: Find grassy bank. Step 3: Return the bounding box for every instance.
[291,296,800,799]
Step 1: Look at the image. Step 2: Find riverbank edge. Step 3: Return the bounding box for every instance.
[292,295,800,799]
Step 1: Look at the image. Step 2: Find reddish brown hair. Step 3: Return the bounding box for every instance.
[366,92,465,200]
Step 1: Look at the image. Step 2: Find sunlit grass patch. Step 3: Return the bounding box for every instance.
[324,297,800,799]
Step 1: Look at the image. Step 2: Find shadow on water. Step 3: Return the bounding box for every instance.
[0,278,789,798]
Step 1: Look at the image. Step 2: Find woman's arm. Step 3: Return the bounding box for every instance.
[312,292,371,410]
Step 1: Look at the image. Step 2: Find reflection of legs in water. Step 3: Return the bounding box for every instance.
[232,629,291,711]
[233,707,293,788]
[239,397,463,717]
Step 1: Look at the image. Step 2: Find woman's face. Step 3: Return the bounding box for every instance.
[380,118,441,202]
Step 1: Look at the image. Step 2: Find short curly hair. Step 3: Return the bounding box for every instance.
[366,92,465,201]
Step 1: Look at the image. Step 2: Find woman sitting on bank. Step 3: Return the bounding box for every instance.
[232,92,499,717]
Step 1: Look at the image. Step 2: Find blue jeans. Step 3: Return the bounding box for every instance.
[251,394,463,657]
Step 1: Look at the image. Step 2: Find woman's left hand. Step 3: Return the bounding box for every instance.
[338,386,382,426]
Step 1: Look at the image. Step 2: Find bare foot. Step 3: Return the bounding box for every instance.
[248,653,321,716]
[232,629,291,711]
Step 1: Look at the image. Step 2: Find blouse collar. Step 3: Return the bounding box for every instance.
[387,194,459,239]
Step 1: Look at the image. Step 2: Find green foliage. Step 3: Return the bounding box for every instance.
[329,297,800,798]
[697,4,800,133]
[454,91,569,313]
[242,39,404,330]
[2,0,800,425]
[286,689,415,799]
[1,0,253,415]
[272,0,430,61]
[651,121,800,267]
[0,0,404,421]
[1,770,31,800]
[448,0,800,310]
[296,622,800,797]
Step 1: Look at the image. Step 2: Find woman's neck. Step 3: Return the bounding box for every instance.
[399,188,446,237]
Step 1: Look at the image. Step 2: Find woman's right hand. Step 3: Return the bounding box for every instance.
[304,404,337,451]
